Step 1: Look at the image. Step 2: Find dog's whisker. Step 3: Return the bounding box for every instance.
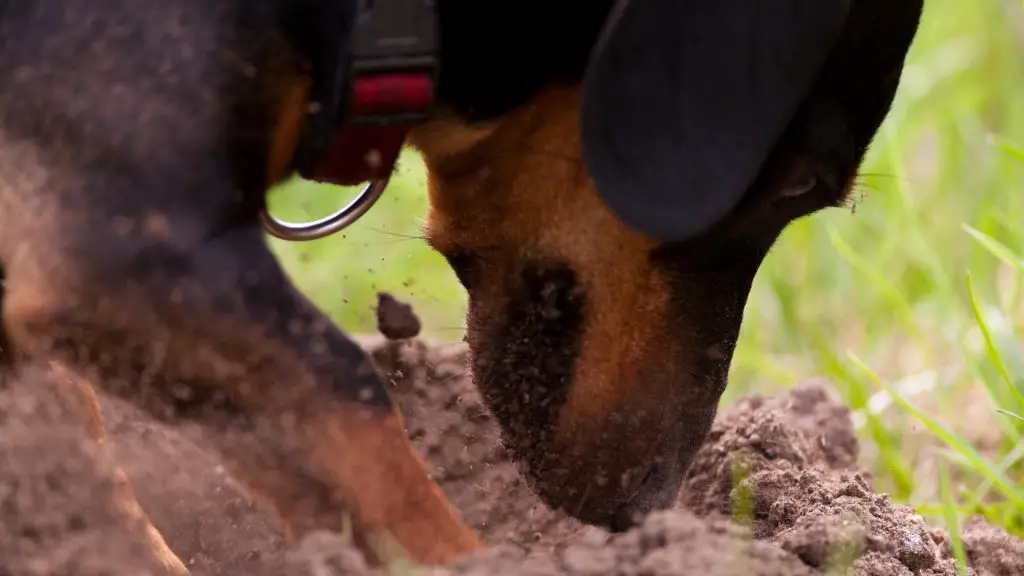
[358,227,427,241]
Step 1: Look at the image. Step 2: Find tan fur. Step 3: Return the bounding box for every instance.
[303,406,484,563]
[267,75,313,186]
[48,362,191,576]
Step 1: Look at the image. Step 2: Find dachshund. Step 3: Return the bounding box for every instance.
[0,0,923,572]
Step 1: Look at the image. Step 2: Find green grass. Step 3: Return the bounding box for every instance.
[267,0,1024,539]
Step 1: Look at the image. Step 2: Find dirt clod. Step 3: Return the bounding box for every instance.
[1,330,1022,575]
[374,292,422,340]
[960,517,1024,576]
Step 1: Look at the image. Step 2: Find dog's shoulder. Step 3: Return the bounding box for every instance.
[0,0,288,154]
[0,0,303,220]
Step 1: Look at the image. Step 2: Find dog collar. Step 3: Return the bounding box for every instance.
[263,0,438,241]
[312,0,438,186]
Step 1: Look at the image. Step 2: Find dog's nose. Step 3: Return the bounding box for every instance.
[614,457,685,531]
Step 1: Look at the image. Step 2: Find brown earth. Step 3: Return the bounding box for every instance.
[1,297,1022,575]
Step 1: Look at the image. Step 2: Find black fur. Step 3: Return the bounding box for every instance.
[433,0,615,122]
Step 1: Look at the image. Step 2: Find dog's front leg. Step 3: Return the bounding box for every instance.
[0,190,483,567]
[0,0,480,561]
[50,362,193,576]
[5,261,188,574]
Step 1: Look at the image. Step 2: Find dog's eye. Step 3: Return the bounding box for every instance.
[442,250,481,287]
[772,156,848,212]
[779,169,818,198]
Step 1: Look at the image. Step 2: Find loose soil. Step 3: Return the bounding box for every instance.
[1,297,1022,575]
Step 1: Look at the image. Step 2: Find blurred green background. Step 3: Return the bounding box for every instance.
[266,0,1024,538]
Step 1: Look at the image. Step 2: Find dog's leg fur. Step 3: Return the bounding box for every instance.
[1,223,481,564]
[50,363,191,575]
[0,0,481,566]
[0,158,481,566]
[0,267,7,367]
[3,275,187,575]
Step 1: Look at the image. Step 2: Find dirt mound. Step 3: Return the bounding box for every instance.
[679,387,954,574]
[287,337,1024,576]
[1,301,1022,575]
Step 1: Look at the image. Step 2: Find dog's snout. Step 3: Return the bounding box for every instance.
[414,88,755,530]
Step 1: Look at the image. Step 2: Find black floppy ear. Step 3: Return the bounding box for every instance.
[580,0,851,243]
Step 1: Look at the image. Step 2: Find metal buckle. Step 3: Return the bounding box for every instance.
[262,0,438,242]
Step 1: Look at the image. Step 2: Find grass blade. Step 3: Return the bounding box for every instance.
[826,226,924,344]
[848,353,1024,510]
[963,225,1024,270]
[990,134,1024,164]
[998,409,1024,423]
[938,464,971,576]
[966,273,1024,411]
[971,440,1024,513]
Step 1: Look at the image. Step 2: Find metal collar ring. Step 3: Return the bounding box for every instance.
[260,178,389,242]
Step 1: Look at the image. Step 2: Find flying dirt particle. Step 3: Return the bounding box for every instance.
[375,292,422,340]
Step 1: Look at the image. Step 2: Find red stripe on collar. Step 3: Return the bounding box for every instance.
[312,73,433,186]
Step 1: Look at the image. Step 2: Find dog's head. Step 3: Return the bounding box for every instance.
[402,0,923,529]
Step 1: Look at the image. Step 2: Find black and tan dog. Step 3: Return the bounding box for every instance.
[0,0,923,572]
